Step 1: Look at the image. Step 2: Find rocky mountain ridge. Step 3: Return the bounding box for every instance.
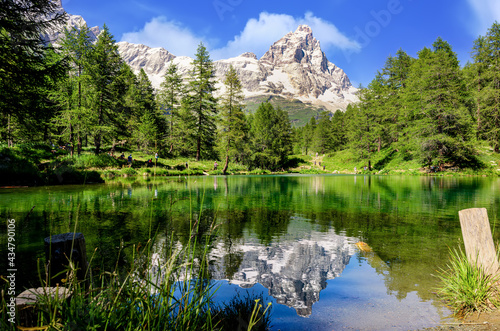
[48,2,359,113]
[117,25,358,111]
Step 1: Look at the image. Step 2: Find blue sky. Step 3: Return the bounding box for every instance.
[62,0,500,87]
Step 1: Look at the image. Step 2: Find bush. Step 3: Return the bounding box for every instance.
[68,154,121,169]
[121,167,137,176]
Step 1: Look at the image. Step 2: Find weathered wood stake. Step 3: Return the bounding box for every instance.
[44,232,88,285]
[458,208,499,276]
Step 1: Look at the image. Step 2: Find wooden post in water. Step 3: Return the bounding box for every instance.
[44,232,88,285]
[458,208,499,276]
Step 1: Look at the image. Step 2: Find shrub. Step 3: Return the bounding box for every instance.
[68,154,121,169]
[121,167,137,176]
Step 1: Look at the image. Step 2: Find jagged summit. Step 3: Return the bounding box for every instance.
[260,24,325,69]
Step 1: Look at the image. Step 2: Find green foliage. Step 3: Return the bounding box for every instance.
[436,246,500,316]
[0,0,67,145]
[218,65,250,174]
[298,168,324,174]
[157,62,184,155]
[471,22,500,152]
[121,167,138,176]
[64,154,121,169]
[183,43,218,161]
[249,102,292,171]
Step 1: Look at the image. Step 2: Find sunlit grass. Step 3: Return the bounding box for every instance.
[436,246,500,317]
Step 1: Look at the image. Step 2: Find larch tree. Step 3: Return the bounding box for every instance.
[219,65,248,174]
[404,38,474,168]
[184,43,218,161]
[472,22,500,152]
[54,24,94,155]
[86,24,124,155]
[0,0,67,145]
[157,62,184,154]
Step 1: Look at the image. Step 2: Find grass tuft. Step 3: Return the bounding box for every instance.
[436,246,500,316]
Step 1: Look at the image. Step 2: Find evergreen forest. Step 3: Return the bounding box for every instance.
[2,1,500,174]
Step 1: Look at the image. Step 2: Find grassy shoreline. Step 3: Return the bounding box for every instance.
[1,143,499,187]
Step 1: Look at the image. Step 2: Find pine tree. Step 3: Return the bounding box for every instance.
[382,49,413,146]
[312,112,334,154]
[53,25,94,155]
[1,0,67,145]
[403,38,474,168]
[86,25,124,155]
[219,65,248,174]
[157,62,184,154]
[183,43,218,161]
[330,110,347,151]
[249,102,292,170]
[472,22,500,152]
[134,69,160,151]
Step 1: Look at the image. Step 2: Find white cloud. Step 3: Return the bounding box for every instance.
[466,0,500,34]
[211,12,360,60]
[120,16,205,57]
[120,12,359,60]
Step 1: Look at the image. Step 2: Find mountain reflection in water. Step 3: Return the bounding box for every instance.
[208,226,358,316]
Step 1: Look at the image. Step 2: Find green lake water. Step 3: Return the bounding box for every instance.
[2,174,500,330]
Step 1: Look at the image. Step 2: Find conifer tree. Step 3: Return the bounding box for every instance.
[86,24,124,155]
[183,43,218,161]
[54,25,94,155]
[472,22,500,152]
[301,117,316,155]
[330,110,347,151]
[219,65,249,174]
[250,102,292,170]
[134,69,160,150]
[158,62,184,154]
[403,38,474,168]
[1,0,67,145]
[312,112,334,154]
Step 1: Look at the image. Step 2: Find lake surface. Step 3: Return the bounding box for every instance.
[2,174,500,330]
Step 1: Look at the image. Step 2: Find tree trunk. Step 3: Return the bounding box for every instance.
[196,136,201,161]
[69,120,74,157]
[94,94,103,155]
[222,152,229,175]
[7,114,13,147]
[77,135,82,156]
